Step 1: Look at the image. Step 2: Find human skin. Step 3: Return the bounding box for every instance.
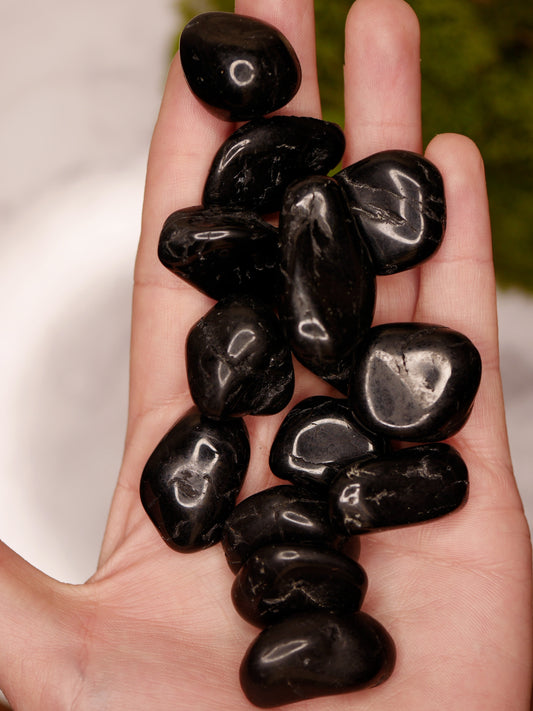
[0,1,531,709]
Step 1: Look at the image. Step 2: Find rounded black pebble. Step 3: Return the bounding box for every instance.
[278,175,375,381]
[329,443,469,535]
[203,116,346,213]
[231,544,367,627]
[240,610,396,707]
[186,295,294,419]
[221,485,348,573]
[158,205,281,302]
[179,12,301,121]
[336,149,446,275]
[348,322,482,441]
[269,395,387,489]
[139,407,250,552]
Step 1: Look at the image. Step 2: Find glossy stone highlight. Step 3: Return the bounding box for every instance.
[329,443,468,535]
[336,150,446,275]
[186,295,294,419]
[348,322,482,441]
[232,544,367,627]
[158,206,281,302]
[203,116,346,213]
[278,176,375,381]
[240,611,396,707]
[139,407,250,552]
[269,396,386,489]
[180,12,301,121]
[221,485,346,573]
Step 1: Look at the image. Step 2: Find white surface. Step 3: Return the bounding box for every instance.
[0,0,532,593]
[498,291,533,520]
[1,0,177,583]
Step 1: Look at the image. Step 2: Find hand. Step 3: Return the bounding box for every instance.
[0,1,531,709]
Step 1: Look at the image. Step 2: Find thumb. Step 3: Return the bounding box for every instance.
[0,540,85,708]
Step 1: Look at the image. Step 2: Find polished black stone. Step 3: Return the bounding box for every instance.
[240,611,396,707]
[335,150,446,274]
[232,544,367,627]
[139,407,250,552]
[179,12,301,122]
[336,150,446,275]
[158,206,281,302]
[186,295,294,419]
[203,116,346,213]
[269,396,387,489]
[221,485,347,573]
[348,323,482,441]
[278,176,375,381]
[329,443,468,535]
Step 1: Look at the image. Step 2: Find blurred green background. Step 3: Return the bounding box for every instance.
[176,0,533,293]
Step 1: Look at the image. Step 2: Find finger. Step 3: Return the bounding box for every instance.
[130,0,321,440]
[416,134,517,497]
[343,0,423,323]
[416,135,496,348]
[235,0,321,117]
[102,2,325,559]
[344,0,422,161]
[101,53,236,564]
[0,541,81,706]
[130,57,231,437]
[228,0,324,500]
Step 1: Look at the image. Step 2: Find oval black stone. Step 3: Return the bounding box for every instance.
[348,322,482,441]
[203,116,346,213]
[179,12,301,121]
[269,395,387,489]
[221,485,346,573]
[240,611,396,707]
[139,407,250,552]
[336,149,446,275]
[158,206,281,302]
[186,295,294,419]
[232,544,367,627]
[278,175,375,381]
[329,443,469,535]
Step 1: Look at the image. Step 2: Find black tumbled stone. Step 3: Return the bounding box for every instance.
[336,150,446,275]
[329,443,469,535]
[186,295,294,419]
[348,322,482,442]
[203,116,346,213]
[158,206,281,302]
[221,485,346,573]
[232,544,367,627]
[139,407,250,552]
[278,175,375,381]
[269,395,386,489]
[240,611,396,707]
[179,12,301,121]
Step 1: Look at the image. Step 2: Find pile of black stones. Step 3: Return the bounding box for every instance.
[139,11,482,708]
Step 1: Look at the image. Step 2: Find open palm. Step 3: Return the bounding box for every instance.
[1,0,531,709]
